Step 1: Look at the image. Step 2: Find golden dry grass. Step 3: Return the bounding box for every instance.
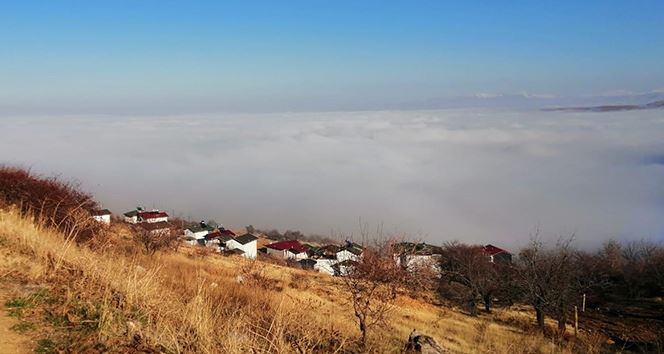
[0,207,601,353]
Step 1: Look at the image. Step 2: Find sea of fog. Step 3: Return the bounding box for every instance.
[2,108,663,249]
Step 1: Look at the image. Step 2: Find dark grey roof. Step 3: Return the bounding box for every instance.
[124,210,139,217]
[342,246,363,256]
[218,235,234,242]
[186,224,215,233]
[92,209,111,216]
[234,233,258,245]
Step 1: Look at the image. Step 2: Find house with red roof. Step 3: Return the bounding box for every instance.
[123,206,169,224]
[482,244,512,263]
[265,240,308,260]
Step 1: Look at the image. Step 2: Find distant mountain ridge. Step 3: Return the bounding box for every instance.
[396,91,664,111]
[542,99,664,112]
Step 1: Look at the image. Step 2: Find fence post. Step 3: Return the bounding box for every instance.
[582,293,586,312]
[574,306,578,337]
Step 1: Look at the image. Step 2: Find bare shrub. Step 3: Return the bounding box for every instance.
[133,224,180,256]
[438,241,507,315]
[0,165,101,243]
[238,259,280,290]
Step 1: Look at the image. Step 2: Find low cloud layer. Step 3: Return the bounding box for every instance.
[2,109,663,249]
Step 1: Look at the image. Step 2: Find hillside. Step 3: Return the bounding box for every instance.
[0,206,602,353]
[543,99,664,112]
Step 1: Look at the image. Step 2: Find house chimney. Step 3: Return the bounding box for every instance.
[137,206,144,211]
[200,220,207,228]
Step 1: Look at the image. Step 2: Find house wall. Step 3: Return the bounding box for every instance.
[491,253,512,263]
[227,239,257,259]
[205,239,220,250]
[266,247,286,259]
[92,214,111,224]
[286,250,308,260]
[336,250,360,263]
[397,254,441,273]
[314,259,336,275]
[124,216,138,224]
[184,229,209,240]
[142,216,168,223]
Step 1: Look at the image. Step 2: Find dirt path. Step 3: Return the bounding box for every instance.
[0,290,31,354]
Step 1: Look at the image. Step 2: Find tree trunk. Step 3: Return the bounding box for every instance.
[359,317,367,349]
[483,294,492,313]
[557,313,566,336]
[536,307,545,333]
[468,298,478,316]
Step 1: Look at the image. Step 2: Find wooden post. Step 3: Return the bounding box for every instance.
[574,306,578,337]
[582,293,586,312]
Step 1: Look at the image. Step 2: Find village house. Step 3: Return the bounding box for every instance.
[224,233,258,259]
[123,207,169,224]
[205,229,237,249]
[335,241,363,263]
[482,244,512,263]
[313,258,337,275]
[183,221,216,245]
[393,242,443,272]
[265,240,308,260]
[305,242,364,276]
[91,209,111,225]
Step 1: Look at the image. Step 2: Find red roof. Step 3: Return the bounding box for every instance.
[220,229,237,237]
[207,229,236,239]
[138,211,168,219]
[482,244,510,256]
[266,240,306,253]
[206,230,222,238]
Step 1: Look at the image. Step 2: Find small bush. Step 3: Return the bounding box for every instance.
[10,321,35,332]
[34,338,57,354]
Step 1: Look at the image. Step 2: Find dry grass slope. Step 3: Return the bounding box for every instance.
[0,207,597,353]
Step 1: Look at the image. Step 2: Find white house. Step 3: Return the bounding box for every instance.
[91,209,111,225]
[286,248,308,260]
[313,258,337,275]
[225,233,258,259]
[396,254,441,273]
[392,242,443,274]
[202,229,236,249]
[123,207,169,224]
[124,210,140,224]
[184,222,216,245]
[336,248,362,263]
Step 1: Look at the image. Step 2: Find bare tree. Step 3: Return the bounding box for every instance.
[517,237,584,335]
[438,242,502,315]
[134,224,180,256]
[341,239,406,349]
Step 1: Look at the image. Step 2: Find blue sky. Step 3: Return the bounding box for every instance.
[1,0,663,113]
